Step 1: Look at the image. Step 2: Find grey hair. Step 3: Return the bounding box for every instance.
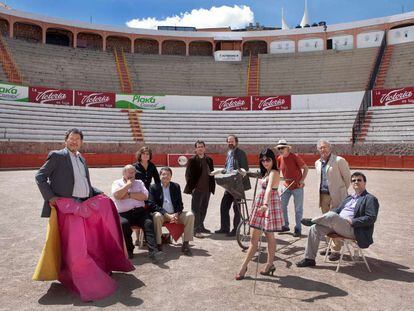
[122,164,136,174]
[317,139,331,148]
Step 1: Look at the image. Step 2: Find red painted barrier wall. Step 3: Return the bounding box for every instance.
[1,153,414,170]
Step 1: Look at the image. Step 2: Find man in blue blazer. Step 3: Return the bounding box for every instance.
[297,171,379,267]
[35,128,102,217]
[148,167,195,256]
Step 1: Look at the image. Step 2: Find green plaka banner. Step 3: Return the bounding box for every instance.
[0,82,28,102]
[116,94,166,110]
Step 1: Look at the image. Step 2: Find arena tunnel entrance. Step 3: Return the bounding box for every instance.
[46,28,72,46]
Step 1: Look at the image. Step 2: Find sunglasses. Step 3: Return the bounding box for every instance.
[351,178,363,183]
[261,158,272,163]
[277,147,286,150]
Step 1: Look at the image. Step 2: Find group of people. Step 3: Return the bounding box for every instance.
[33,129,379,301]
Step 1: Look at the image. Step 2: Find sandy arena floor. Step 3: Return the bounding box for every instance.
[0,167,413,311]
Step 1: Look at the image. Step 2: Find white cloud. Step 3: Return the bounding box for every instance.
[126,5,254,30]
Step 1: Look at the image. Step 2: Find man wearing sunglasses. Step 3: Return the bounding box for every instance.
[297,172,379,268]
[276,139,309,237]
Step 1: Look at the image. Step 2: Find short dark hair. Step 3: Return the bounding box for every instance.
[65,128,83,140]
[160,166,173,176]
[227,134,238,143]
[136,146,153,162]
[351,171,367,182]
[194,140,205,148]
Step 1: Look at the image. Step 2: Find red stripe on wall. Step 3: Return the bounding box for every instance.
[1,153,414,170]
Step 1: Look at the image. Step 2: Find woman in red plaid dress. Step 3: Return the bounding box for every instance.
[235,148,283,280]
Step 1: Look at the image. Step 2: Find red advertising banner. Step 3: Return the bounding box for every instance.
[29,86,73,105]
[252,95,291,110]
[212,96,251,111]
[74,90,115,108]
[372,87,414,106]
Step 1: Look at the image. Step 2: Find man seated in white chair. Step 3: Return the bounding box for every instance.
[296,172,379,268]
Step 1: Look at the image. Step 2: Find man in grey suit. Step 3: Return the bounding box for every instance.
[215,134,251,236]
[35,128,102,217]
[296,172,379,268]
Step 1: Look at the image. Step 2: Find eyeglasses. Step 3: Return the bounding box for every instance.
[261,158,272,163]
[351,178,363,183]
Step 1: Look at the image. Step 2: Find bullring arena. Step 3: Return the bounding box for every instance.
[0,2,413,310]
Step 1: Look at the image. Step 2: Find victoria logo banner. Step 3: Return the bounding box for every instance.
[372,87,414,106]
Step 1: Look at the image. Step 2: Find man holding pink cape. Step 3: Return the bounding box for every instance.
[34,128,134,302]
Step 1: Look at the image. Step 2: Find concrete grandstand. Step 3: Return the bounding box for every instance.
[0,6,413,169]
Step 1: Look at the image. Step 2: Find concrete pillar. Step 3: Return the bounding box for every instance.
[42,27,46,44]
[130,38,134,53]
[102,35,106,51]
[73,32,77,48]
[185,42,189,56]
[9,21,13,38]
[158,40,162,55]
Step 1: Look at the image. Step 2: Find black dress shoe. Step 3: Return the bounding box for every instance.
[293,229,301,237]
[328,252,341,261]
[181,242,193,256]
[215,229,229,234]
[127,250,134,259]
[319,249,332,256]
[226,230,236,237]
[301,218,315,227]
[296,258,316,267]
[280,226,290,232]
[201,227,211,234]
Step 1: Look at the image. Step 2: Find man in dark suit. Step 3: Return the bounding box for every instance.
[296,171,379,267]
[184,140,215,238]
[35,128,102,217]
[148,167,195,256]
[215,134,251,236]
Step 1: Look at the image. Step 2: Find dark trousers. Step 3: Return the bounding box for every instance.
[119,208,156,253]
[220,190,240,232]
[191,190,211,233]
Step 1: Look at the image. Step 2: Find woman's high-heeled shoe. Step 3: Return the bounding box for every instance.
[235,266,248,280]
[260,264,276,276]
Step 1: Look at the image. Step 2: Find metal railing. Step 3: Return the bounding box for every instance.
[351,90,371,144]
[351,33,387,144]
[368,34,387,90]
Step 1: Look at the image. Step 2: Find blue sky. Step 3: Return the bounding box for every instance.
[3,0,414,29]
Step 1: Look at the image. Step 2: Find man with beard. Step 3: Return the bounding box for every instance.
[215,135,251,236]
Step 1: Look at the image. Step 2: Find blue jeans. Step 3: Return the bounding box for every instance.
[281,187,304,232]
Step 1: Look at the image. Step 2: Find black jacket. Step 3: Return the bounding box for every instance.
[183,155,215,194]
[225,147,251,191]
[333,190,379,248]
[133,161,160,190]
[148,182,184,215]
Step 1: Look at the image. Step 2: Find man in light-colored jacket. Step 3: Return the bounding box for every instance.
[314,139,351,260]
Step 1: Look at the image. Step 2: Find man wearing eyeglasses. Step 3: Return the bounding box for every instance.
[315,139,351,261]
[296,172,379,268]
[276,139,309,237]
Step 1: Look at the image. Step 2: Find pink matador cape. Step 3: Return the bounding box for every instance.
[32,194,135,302]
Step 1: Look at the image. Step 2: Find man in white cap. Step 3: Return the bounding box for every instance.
[276,139,308,237]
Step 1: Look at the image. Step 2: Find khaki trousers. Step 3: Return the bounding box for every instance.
[153,211,194,245]
[319,193,342,251]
